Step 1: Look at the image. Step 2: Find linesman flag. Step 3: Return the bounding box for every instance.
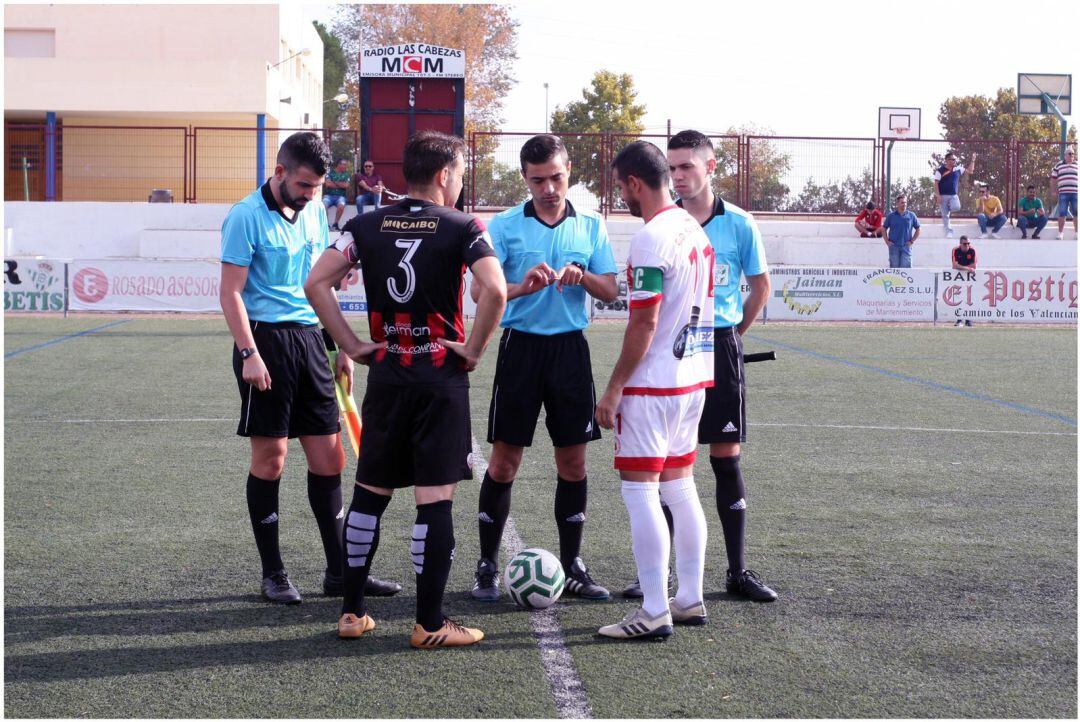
[323,332,361,458]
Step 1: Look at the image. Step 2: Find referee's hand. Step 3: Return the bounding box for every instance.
[243,355,272,392]
[519,263,559,296]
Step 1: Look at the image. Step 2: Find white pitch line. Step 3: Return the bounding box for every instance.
[753,422,1076,437]
[471,437,593,720]
[25,418,1076,437]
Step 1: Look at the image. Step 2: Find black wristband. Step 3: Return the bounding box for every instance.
[570,261,586,273]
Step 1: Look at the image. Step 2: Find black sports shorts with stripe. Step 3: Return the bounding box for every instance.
[233,321,339,438]
[698,326,747,444]
[487,328,602,448]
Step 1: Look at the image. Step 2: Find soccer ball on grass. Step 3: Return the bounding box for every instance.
[504,548,565,609]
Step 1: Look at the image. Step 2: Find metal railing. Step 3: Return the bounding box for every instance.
[5,123,1074,218]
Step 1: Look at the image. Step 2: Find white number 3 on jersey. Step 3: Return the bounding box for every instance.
[387,238,422,303]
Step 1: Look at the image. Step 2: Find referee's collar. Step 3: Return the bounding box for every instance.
[260,181,299,225]
[524,199,576,229]
[676,194,725,227]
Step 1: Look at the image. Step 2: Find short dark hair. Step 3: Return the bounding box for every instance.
[1027,184,1036,190]
[520,134,568,171]
[895,194,907,202]
[611,141,668,190]
[335,158,348,166]
[667,130,714,156]
[277,132,332,176]
[402,130,465,185]
[865,201,876,210]
[944,152,957,161]
[959,235,970,242]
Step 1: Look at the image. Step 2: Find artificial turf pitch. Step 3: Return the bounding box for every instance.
[3,316,1076,718]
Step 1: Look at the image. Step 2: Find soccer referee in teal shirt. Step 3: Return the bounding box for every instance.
[469,134,619,602]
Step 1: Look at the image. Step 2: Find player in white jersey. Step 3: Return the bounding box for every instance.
[595,141,715,640]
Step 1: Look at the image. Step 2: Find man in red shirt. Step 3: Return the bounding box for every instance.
[855,201,884,237]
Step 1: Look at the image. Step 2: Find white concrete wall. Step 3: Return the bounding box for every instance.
[4,202,1077,269]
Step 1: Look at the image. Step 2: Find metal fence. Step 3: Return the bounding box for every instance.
[5,123,1074,216]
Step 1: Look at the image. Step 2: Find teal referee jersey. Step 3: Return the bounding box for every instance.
[489,200,617,335]
[220,182,330,324]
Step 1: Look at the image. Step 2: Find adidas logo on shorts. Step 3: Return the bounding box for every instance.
[722,421,738,433]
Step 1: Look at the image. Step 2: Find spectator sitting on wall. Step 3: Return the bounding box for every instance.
[354,160,388,214]
[1016,185,1048,239]
[973,183,1007,239]
[854,201,884,238]
[882,194,920,269]
[1051,147,1077,240]
[323,158,350,231]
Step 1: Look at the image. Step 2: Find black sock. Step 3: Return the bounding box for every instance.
[477,471,512,563]
[711,455,747,574]
[246,473,283,576]
[307,471,343,576]
[554,476,587,569]
[413,500,455,632]
[341,485,391,617]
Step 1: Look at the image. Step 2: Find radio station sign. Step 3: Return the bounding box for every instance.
[360,44,465,78]
[769,267,936,321]
[4,258,66,312]
[937,269,1077,323]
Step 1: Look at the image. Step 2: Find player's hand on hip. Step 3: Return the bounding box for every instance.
[243,355,272,392]
[346,340,386,366]
[335,350,355,393]
[439,339,480,371]
[556,263,584,291]
[596,388,622,430]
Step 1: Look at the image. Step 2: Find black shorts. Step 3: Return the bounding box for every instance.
[357,381,473,488]
[487,328,602,448]
[233,321,339,439]
[698,327,747,444]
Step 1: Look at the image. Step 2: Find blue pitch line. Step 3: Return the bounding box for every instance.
[746,334,1077,428]
[4,319,130,359]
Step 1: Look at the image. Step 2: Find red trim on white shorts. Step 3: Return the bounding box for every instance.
[623,379,714,396]
[664,450,697,468]
[614,456,665,472]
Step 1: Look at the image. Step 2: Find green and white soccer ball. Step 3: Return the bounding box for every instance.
[504,548,565,609]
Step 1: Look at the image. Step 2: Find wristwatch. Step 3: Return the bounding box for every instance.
[569,261,586,272]
[239,347,257,360]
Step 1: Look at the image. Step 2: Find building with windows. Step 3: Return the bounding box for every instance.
[4,4,327,202]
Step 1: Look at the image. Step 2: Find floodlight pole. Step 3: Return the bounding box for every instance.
[1041,92,1069,162]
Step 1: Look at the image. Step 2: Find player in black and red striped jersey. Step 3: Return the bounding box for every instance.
[305,130,507,649]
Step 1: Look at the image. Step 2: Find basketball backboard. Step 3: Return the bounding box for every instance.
[878,107,921,140]
[1017,73,1071,115]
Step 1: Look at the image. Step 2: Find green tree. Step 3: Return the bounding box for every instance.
[550,70,646,200]
[731,124,791,212]
[314,21,347,132]
[471,158,528,208]
[783,170,874,214]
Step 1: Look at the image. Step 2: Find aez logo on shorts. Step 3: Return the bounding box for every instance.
[381,216,440,234]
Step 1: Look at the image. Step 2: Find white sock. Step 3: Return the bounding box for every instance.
[659,477,707,607]
[621,480,670,617]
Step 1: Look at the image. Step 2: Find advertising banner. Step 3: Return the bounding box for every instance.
[937,268,1077,324]
[337,267,478,317]
[4,258,66,312]
[768,267,936,321]
[68,259,220,312]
